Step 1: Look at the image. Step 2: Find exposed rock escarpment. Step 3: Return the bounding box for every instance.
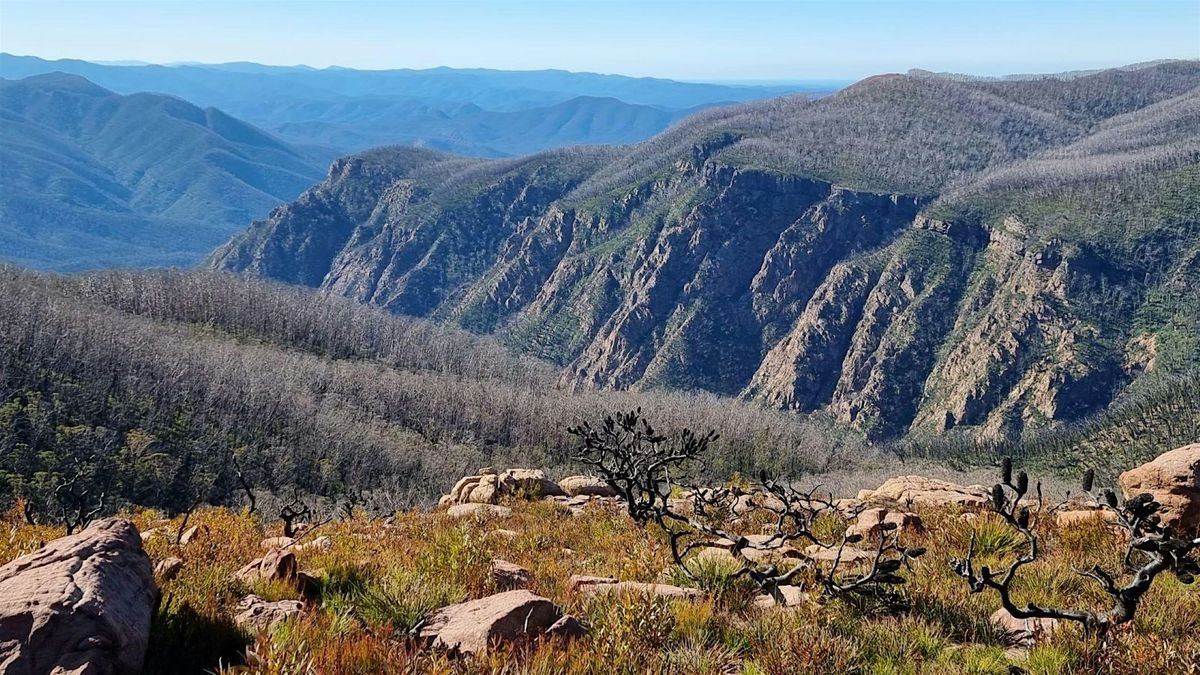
[211,64,1200,439]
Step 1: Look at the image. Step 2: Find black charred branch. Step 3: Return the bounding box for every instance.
[569,410,924,606]
[951,458,1200,638]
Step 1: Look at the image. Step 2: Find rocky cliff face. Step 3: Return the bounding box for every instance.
[212,146,1126,440]
[211,65,1200,440]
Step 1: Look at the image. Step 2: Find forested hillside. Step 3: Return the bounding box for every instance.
[0,73,332,269]
[211,61,1200,444]
[0,267,861,518]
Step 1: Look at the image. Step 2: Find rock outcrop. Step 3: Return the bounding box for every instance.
[845,508,924,539]
[558,476,618,498]
[1119,444,1200,534]
[441,468,565,506]
[417,590,563,655]
[859,476,990,508]
[0,518,157,675]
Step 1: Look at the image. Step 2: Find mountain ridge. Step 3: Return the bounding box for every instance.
[0,54,827,156]
[0,72,332,270]
[210,61,1200,442]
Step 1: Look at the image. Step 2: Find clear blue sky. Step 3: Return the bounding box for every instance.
[2,0,1197,81]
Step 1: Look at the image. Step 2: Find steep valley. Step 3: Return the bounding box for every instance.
[211,61,1200,443]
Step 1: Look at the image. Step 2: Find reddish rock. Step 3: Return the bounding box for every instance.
[418,590,562,655]
[802,544,874,567]
[235,548,297,583]
[1119,444,1200,534]
[490,559,532,589]
[154,557,184,581]
[846,508,924,539]
[0,518,157,675]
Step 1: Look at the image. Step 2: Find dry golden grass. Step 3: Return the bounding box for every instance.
[2,499,1198,674]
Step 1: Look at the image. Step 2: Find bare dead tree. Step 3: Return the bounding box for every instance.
[52,468,107,535]
[569,410,924,607]
[951,458,1200,640]
[277,488,313,538]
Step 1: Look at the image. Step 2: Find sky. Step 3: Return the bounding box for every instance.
[1,0,1197,81]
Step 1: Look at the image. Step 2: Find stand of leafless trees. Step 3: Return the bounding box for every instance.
[0,267,861,526]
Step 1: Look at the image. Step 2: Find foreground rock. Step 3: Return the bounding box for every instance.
[990,607,1060,647]
[860,476,989,508]
[1119,443,1200,534]
[0,518,157,675]
[845,507,924,539]
[235,548,297,583]
[418,590,563,655]
[234,595,305,631]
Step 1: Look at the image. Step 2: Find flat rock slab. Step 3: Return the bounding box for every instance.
[418,589,561,655]
[0,518,157,675]
[862,476,989,508]
[802,544,874,566]
[234,595,305,631]
[446,503,513,519]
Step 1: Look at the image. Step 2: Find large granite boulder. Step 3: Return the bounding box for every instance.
[0,518,157,675]
[1119,443,1200,534]
[860,476,989,508]
[442,468,566,505]
[417,590,562,655]
[557,475,618,498]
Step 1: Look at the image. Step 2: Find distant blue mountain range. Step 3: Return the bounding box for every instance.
[0,54,839,156]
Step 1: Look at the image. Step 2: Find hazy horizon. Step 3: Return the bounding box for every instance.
[2,0,1196,82]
